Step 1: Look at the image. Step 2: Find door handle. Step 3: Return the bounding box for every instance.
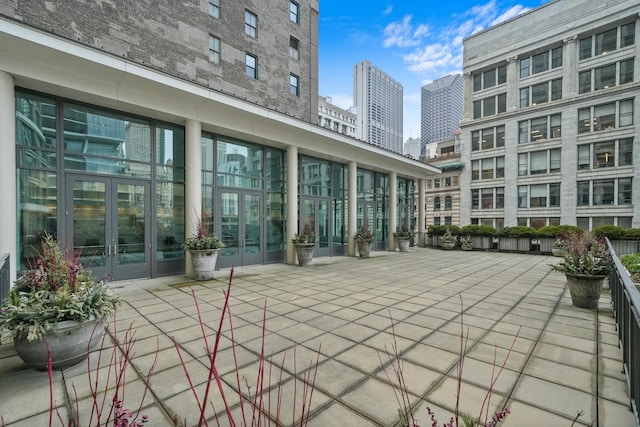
[113,244,118,255]
[106,245,111,256]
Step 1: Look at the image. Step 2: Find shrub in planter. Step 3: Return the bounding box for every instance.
[593,225,625,240]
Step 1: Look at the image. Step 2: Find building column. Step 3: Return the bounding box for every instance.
[0,71,16,284]
[506,56,519,112]
[389,172,397,251]
[462,72,473,121]
[286,146,299,265]
[563,36,578,97]
[347,161,357,256]
[184,119,202,278]
[417,178,426,247]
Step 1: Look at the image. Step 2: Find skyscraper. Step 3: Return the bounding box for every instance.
[353,60,403,154]
[421,74,463,156]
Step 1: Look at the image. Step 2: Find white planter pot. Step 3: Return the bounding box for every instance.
[189,249,220,281]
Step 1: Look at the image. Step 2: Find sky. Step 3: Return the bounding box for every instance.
[318,0,552,140]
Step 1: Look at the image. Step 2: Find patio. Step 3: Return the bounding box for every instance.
[0,248,635,426]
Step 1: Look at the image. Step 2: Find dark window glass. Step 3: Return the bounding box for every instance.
[579,37,592,59]
[579,71,591,94]
[595,28,617,55]
[551,47,563,68]
[621,22,635,48]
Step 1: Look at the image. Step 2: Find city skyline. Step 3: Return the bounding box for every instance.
[318,0,551,139]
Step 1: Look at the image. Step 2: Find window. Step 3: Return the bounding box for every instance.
[208,0,220,18]
[578,145,590,170]
[289,1,299,24]
[619,138,633,166]
[549,183,560,207]
[551,47,563,68]
[577,181,590,206]
[551,79,562,101]
[530,184,547,207]
[550,114,561,138]
[483,97,495,116]
[474,94,505,118]
[482,158,494,180]
[497,65,507,84]
[481,189,494,209]
[471,160,479,180]
[619,178,632,205]
[621,22,635,48]
[245,53,257,79]
[471,190,479,210]
[578,108,591,134]
[289,74,299,96]
[434,216,441,225]
[532,52,549,74]
[518,153,528,176]
[550,148,561,172]
[593,179,615,205]
[520,88,529,108]
[496,157,505,178]
[530,151,547,174]
[434,197,441,210]
[472,131,480,151]
[495,126,505,148]
[594,103,615,130]
[620,99,634,126]
[473,74,482,92]
[484,68,496,89]
[245,10,257,38]
[289,36,299,60]
[531,82,548,105]
[473,101,481,119]
[594,64,616,90]
[531,117,547,140]
[208,35,220,64]
[497,94,506,113]
[518,186,527,208]
[445,196,452,210]
[620,59,634,84]
[593,141,615,168]
[595,28,616,55]
[519,114,560,143]
[520,57,530,78]
[482,127,494,150]
[518,121,528,144]
[579,36,592,60]
[579,70,591,94]
[496,188,504,209]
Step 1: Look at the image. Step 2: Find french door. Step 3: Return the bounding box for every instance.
[66,175,151,281]
[217,190,264,268]
[300,197,330,257]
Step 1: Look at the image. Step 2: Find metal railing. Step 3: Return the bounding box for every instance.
[608,239,640,427]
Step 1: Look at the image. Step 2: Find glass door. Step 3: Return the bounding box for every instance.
[217,190,263,268]
[66,175,150,281]
[301,197,331,257]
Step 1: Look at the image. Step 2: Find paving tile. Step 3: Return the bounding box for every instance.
[533,342,594,371]
[426,376,508,419]
[306,401,379,427]
[523,356,593,392]
[402,343,459,373]
[341,377,418,425]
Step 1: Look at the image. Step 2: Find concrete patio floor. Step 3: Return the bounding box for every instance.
[0,247,636,426]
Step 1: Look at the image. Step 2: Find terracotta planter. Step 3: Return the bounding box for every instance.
[14,317,106,370]
[356,239,373,258]
[189,249,220,281]
[565,273,606,309]
[295,243,315,266]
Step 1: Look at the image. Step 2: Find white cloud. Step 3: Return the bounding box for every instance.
[383,15,430,48]
[398,1,532,81]
[383,5,393,16]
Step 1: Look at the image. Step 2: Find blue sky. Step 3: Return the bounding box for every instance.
[318,0,551,139]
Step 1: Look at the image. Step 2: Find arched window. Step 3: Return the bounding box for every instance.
[445,196,452,210]
[434,197,441,210]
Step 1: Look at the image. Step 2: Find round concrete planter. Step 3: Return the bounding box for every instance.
[440,240,456,250]
[565,273,606,309]
[356,239,373,258]
[295,243,315,266]
[14,317,106,370]
[189,249,220,281]
[397,239,410,252]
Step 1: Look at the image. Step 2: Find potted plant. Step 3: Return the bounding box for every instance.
[354,220,375,258]
[550,232,612,309]
[551,238,566,257]
[183,214,225,281]
[292,223,317,266]
[394,222,413,252]
[460,234,473,251]
[440,228,457,250]
[0,233,121,370]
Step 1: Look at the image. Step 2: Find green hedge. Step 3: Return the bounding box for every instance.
[460,224,496,236]
[536,225,583,237]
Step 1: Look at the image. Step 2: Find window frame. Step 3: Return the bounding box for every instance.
[289,73,300,96]
[289,1,300,24]
[208,35,221,65]
[245,10,258,38]
[208,0,220,18]
[245,53,258,79]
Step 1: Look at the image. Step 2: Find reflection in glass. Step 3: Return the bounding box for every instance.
[157,183,185,260]
[72,180,107,268]
[221,192,240,255]
[267,193,284,251]
[244,194,261,255]
[117,184,146,265]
